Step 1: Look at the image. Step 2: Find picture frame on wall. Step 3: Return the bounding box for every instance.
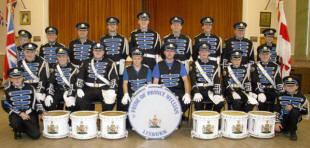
[20,11,31,25]
[259,12,271,27]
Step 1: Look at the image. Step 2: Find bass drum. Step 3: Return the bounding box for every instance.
[128,84,182,140]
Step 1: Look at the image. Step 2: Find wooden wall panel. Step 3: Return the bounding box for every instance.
[49,0,142,47]
[145,0,243,41]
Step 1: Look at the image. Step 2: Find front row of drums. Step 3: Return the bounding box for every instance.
[41,85,275,140]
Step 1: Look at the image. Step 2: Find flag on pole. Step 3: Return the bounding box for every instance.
[276,0,292,77]
[3,0,17,79]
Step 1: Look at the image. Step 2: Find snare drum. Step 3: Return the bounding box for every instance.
[248,111,275,138]
[191,111,220,139]
[221,111,248,139]
[128,84,182,140]
[99,111,128,139]
[42,110,70,139]
[70,111,98,140]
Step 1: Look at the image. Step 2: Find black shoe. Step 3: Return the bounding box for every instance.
[14,131,22,139]
[282,130,289,137]
[290,131,297,141]
[182,116,188,121]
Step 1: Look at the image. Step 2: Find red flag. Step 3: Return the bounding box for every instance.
[276,0,291,77]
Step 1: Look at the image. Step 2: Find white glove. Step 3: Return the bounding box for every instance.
[35,92,46,102]
[232,91,241,100]
[246,92,258,105]
[45,95,53,107]
[121,93,131,105]
[213,95,225,105]
[182,93,191,104]
[258,93,267,103]
[77,89,84,98]
[193,93,203,102]
[102,89,116,104]
[63,91,76,107]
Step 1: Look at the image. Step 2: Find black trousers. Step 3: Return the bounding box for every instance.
[116,76,125,111]
[281,108,301,133]
[45,90,77,112]
[76,86,115,111]
[9,112,40,139]
[258,88,278,112]
[224,90,254,112]
[194,89,224,113]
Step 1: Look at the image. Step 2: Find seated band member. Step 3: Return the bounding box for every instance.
[45,48,79,111]
[76,42,118,111]
[275,75,309,141]
[251,45,283,112]
[190,43,224,113]
[152,43,191,113]
[17,43,50,106]
[2,68,46,139]
[121,48,152,108]
[162,16,192,72]
[222,50,258,112]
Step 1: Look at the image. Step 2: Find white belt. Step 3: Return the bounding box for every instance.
[85,82,106,88]
[24,79,39,83]
[196,83,213,87]
[144,53,156,59]
[178,60,186,64]
[25,109,32,114]
[115,61,120,65]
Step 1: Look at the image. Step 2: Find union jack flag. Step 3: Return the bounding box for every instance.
[3,0,17,79]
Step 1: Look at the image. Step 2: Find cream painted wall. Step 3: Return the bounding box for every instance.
[242,0,296,55]
[0,0,49,55]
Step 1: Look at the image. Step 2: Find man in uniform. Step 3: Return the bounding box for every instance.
[275,75,309,141]
[39,26,65,70]
[251,45,283,112]
[76,42,118,111]
[17,43,50,105]
[193,17,222,64]
[222,22,254,68]
[16,30,32,61]
[129,11,161,70]
[44,48,78,111]
[190,43,224,113]
[162,16,192,72]
[69,22,94,66]
[222,50,257,112]
[153,43,191,114]
[257,28,280,64]
[2,68,46,139]
[100,16,129,111]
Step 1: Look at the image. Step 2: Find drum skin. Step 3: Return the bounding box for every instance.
[70,111,98,140]
[248,111,276,138]
[221,111,248,139]
[191,111,220,139]
[43,110,70,139]
[99,111,128,139]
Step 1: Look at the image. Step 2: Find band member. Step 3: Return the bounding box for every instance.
[44,48,78,111]
[2,68,46,139]
[193,17,222,63]
[69,22,94,66]
[76,42,118,111]
[17,43,50,105]
[129,11,161,69]
[162,16,192,72]
[257,28,280,64]
[100,16,129,111]
[251,45,283,112]
[222,22,254,68]
[190,43,224,113]
[275,75,309,141]
[121,48,152,108]
[153,43,191,113]
[17,30,32,61]
[39,26,65,69]
[222,50,257,112]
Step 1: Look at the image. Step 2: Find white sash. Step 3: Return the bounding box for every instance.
[56,64,71,87]
[91,59,111,85]
[227,65,244,89]
[195,61,213,86]
[257,63,276,87]
[22,59,39,82]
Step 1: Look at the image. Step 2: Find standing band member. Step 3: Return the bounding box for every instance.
[16,30,32,61]
[76,42,118,111]
[258,28,280,64]
[190,43,224,113]
[2,68,46,139]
